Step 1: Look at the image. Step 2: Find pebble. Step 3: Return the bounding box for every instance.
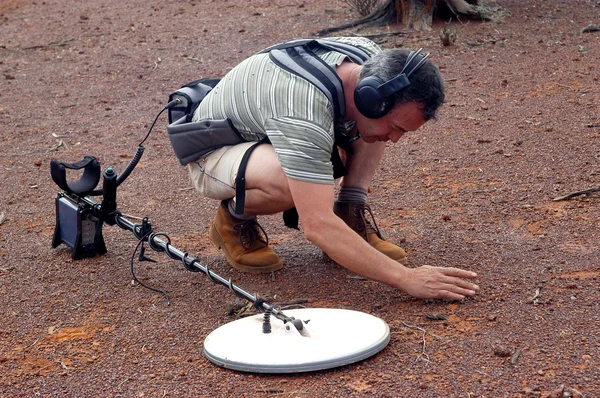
[493,346,512,357]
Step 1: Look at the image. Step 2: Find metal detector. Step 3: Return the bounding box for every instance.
[49,105,390,373]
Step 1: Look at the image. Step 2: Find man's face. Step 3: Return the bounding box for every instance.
[357,101,426,143]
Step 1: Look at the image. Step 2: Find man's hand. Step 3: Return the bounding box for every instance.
[398,266,479,301]
[284,178,480,302]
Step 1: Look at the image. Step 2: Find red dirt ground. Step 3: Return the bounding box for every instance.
[1,0,599,396]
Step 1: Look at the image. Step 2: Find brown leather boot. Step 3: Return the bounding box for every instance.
[210,201,283,274]
[330,201,408,265]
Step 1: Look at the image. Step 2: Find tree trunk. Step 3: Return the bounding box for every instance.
[396,0,435,32]
[317,0,494,35]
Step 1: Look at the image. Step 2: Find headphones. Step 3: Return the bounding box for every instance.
[354,48,431,119]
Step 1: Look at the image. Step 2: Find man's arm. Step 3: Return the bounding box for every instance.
[287,178,479,300]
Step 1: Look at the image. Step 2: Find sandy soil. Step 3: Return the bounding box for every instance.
[1,0,599,396]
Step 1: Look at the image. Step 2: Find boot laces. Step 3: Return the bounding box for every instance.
[354,203,383,240]
[233,218,269,249]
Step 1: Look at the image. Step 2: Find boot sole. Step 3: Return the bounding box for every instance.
[209,224,283,274]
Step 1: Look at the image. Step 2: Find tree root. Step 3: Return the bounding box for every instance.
[315,0,396,36]
[316,0,505,35]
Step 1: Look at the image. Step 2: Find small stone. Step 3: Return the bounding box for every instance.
[34,160,42,167]
[565,283,577,289]
[493,346,512,357]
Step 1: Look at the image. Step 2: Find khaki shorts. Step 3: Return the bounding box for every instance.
[187,141,258,200]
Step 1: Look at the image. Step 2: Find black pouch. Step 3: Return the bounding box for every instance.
[167,78,246,166]
[167,118,244,166]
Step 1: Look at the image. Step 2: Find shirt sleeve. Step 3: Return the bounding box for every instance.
[264,116,335,184]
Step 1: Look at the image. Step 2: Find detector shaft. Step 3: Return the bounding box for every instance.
[77,193,295,325]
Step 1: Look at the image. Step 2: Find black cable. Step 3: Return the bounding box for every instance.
[130,232,171,306]
[138,99,181,147]
[89,99,181,196]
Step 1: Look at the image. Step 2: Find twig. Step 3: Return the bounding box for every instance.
[256,387,285,393]
[56,359,70,372]
[553,187,600,201]
[33,365,52,375]
[0,266,15,272]
[117,377,130,387]
[401,322,431,362]
[272,298,309,307]
[351,31,407,39]
[47,139,67,152]
[567,386,584,396]
[582,24,600,33]
[346,275,366,280]
[527,288,541,305]
[120,213,145,221]
[24,337,41,350]
[23,38,74,50]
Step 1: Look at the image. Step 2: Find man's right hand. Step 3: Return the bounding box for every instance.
[397,265,479,301]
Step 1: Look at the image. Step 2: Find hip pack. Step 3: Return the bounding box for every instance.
[168,117,244,166]
[166,78,245,166]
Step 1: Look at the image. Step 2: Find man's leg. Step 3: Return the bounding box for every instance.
[239,144,295,216]
[332,140,408,265]
[189,143,287,273]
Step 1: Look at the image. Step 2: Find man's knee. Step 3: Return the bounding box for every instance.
[188,142,257,200]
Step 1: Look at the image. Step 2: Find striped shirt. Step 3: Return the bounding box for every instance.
[193,37,381,184]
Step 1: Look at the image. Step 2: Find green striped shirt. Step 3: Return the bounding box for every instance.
[193,36,381,184]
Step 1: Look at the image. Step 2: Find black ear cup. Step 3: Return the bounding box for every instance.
[354,76,391,119]
[353,49,430,120]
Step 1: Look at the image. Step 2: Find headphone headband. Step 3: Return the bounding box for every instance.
[354,48,431,119]
[377,48,430,96]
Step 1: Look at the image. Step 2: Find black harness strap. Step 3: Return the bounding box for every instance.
[264,39,370,155]
[271,46,345,121]
[234,139,269,215]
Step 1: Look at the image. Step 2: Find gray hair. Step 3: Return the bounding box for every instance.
[359,49,445,120]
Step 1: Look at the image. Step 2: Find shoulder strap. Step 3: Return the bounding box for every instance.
[269,45,346,122]
[259,39,371,150]
[258,39,370,64]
